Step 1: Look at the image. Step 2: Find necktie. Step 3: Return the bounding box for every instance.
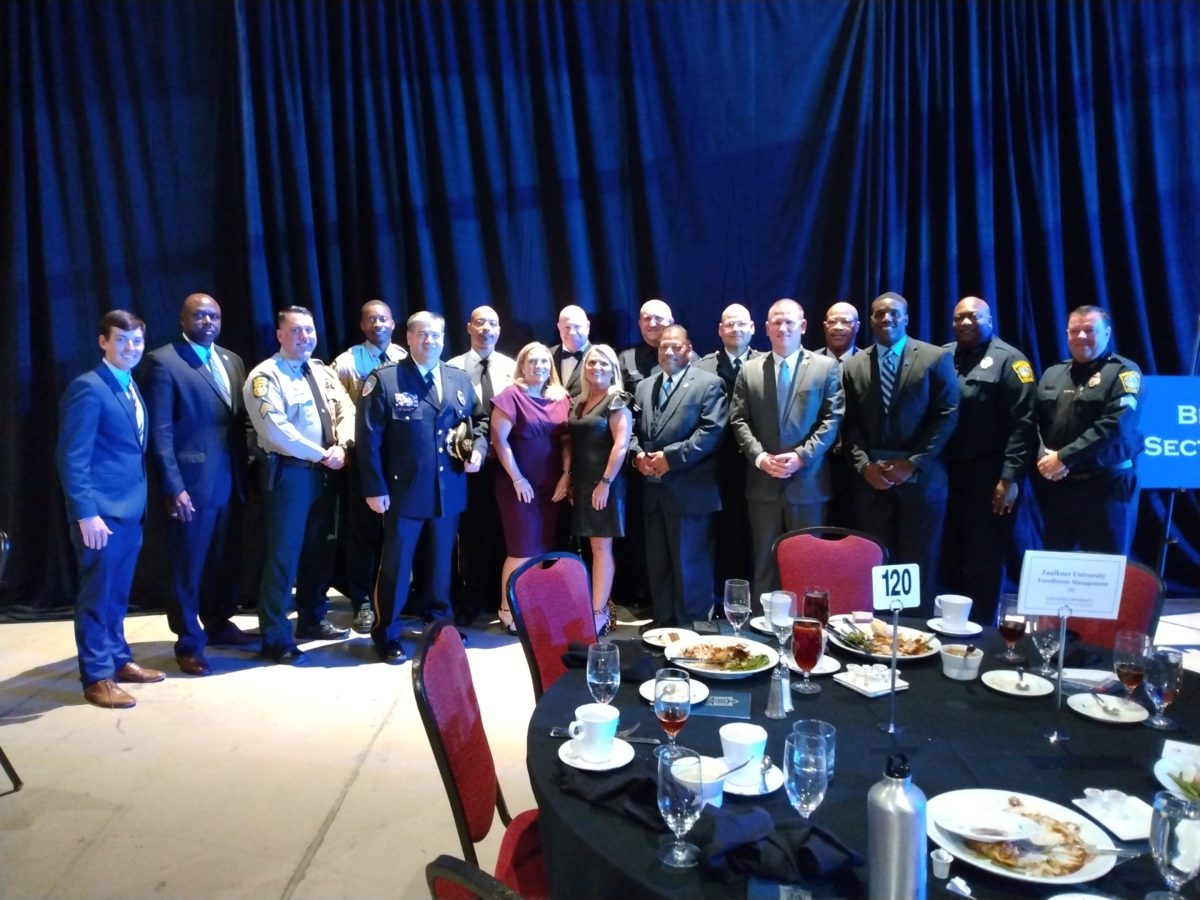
[776,358,791,424]
[129,385,145,445]
[879,350,898,412]
[733,357,742,372]
[479,357,493,407]
[208,351,232,408]
[658,375,673,409]
[301,363,336,448]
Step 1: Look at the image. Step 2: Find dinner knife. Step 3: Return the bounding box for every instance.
[548,727,660,746]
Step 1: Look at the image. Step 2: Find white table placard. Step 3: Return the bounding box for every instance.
[872,563,921,611]
[1016,550,1126,619]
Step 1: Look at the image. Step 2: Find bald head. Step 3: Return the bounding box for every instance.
[181,293,221,348]
[951,296,994,349]
[467,305,501,355]
[822,301,860,356]
[557,305,590,352]
[638,298,674,347]
[718,303,755,355]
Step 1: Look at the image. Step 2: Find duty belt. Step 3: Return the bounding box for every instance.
[1064,459,1133,482]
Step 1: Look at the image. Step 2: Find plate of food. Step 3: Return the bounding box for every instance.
[1155,757,1200,801]
[642,627,698,649]
[927,789,1116,885]
[663,635,779,680]
[825,615,940,661]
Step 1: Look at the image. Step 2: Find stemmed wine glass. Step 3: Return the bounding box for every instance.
[1113,630,1149,710]
[1028,615,1061,677]
[654,668,691,749]
[657,747,704,868]
[997,594,1026,663]
[784,732,828,821]
[767,591,795,675]
[1146,790,1200,899]
[791,617,825,695]
[586,643,620,704]
[802,586,830,627]
[1143,646,1184,730]
[723,579,752,638]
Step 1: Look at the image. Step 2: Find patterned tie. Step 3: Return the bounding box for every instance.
[479,357,493,406]
[129,385,145,445]
[208,351,232,408]
[776,358,791,425]
[658,375,673,410]
[879,350,898,412]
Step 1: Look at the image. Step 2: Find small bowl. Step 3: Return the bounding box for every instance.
[673,755,728,808]
[940,644,983,681]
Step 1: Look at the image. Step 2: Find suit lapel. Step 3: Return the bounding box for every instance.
[97,364,142,446]
[651,371,687,437]
[175,340,231,410]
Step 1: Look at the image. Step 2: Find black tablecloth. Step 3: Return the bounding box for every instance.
[526,625,1200,899]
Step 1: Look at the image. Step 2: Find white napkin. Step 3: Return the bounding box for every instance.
[1059,668,1115,687]
[1162,739,1200,764]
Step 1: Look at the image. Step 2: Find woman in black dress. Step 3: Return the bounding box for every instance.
[568,343,632,636]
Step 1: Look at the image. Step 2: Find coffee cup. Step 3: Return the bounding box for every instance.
[940,644,984,680]
[568,703,619,763]
[719,722,768,788]
[935,594,972,628]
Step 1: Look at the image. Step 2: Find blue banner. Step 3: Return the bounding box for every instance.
[1139,376,1200,489]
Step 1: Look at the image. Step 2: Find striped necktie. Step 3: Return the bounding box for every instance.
[879,350,898,412]
[208,351,232,407]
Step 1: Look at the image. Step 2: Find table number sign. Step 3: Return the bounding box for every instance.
[1016,550,1127,619]
[872,563,921,611]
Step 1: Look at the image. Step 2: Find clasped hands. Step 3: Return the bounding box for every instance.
[1036,450,1069,482]
[634,451,670,477]
[862,459,915,491]
[760,451,804,479]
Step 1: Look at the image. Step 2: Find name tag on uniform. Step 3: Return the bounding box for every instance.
[394,392,418,411]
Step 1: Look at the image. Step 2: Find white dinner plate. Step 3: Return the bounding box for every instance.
[664,635,779,680]
[927,789,1117,885]
[982,669,1055,697]
[641,627,698,648]
[1155,757,1200,800]
[557,737,635,772]
[785,653,841,676]
[825,615,941,661]
[927,617,983,636]
[749,616,774,636]
[637,678,710,705]
[723,763,784,797]
[1066,692,1149,724]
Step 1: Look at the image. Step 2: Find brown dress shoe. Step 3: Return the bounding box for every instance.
[83,679,136,709]
[114,661,166,683]
[176,654,211,677]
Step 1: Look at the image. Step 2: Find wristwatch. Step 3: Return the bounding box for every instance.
[599,475,611,485]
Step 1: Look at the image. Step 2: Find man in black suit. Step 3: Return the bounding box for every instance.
[815,301,861,363]
[550,305,592,399]
[57,310,165,708]
[696,303,763,593]
[814,300,862,527]
[841,292,959,612]
[144,293,254,676]
[630,325,728,626]
[729,299,844,599]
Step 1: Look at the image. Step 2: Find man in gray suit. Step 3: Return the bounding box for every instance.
[630,325,728,626]
[730,299,844,599]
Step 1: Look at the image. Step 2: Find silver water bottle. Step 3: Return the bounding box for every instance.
[866,753,927,900]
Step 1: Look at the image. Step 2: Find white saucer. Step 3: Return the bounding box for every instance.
[638,678,710,705]
[927,617,983,636]
[749,616,775,636]
[723,764,784,796]
[558,737,635,771]
[785,654,841,676]
[981,669,1054,697]
[1067,692,1149,724]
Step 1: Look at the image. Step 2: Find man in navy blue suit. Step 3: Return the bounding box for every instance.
[58,310,166,709]
[144,293,254,677]
[630,325,728,626]
[357,311,485,663]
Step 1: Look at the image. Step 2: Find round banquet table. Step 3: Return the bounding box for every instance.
[525,624,1200,899]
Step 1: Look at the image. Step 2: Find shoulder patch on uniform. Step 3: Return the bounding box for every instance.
[252,375,269,398]
[1012,360,1034,384]
[361,374,376,397]
[1119,371,1141,394]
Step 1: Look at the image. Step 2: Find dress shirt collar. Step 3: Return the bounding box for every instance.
[876,336,907,360]
[102,359,133,390]
[771,348,802,371]
[182,333,213,363]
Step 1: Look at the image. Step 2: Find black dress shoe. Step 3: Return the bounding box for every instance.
[295,619,350,642]
[261,645,306,665]
[206,622,260,647]
[376,641,407,663]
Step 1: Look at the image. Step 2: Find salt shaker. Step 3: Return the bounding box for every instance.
[867,752,927,899]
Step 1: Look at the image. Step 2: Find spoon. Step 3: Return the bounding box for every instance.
[759,754,772,793]
[1016,667,1030,691]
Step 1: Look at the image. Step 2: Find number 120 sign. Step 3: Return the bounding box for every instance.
[872,564,921,611]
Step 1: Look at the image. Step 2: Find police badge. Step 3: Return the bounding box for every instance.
[980,356,993,369]
[456,389,466,407]
[1088,372,1103,388]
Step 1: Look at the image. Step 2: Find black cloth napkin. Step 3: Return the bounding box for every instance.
[562,639,661,683]
[693,805,864,884]
[1063,640,1105,669]
[555,767,666,831]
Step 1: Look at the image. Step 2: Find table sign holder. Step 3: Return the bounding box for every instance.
[1044,604,1073,745]
[872,563,921,736]
[879,600,907,734]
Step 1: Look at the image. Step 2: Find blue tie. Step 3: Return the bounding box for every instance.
[879,350,898,412]
[776,358,791,425]
[658,375,673,409]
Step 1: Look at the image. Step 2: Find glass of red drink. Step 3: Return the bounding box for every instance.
[803,587,830,626]
[1113,630,1149,710]
[791,617,824,695]
[997,593,1026,663]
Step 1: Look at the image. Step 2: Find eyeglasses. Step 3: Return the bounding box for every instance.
[825,318,856,327]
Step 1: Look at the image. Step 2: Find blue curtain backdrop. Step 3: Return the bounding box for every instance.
[2,0,1197,611]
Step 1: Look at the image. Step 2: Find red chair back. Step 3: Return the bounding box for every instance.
[1069,560,1163,649]
[507,553,595,699]
[413,620,508,867]
[774,527,888,617]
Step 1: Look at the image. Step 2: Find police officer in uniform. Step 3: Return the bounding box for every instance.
[940,297,1036,624]
[356,311,484,663]
[1035,305,1143,555]
[245,306,355,664]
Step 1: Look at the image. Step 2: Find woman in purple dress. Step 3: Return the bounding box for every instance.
[491,342,571,633]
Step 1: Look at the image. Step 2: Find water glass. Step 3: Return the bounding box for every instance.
[657,747,704,867]
[1147,790,1200,899]
[792,719,836,780]
[768,591,795,673]
[586,642,620,704]
[784,732,828,821]
[1028,615,1061,677]
[1144,646,1184,730]
[724,579,752,637]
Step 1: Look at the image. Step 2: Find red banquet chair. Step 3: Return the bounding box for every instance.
[425,854,523,900]
[773,526,888,617]
[1068,559,1163,649]
[507,552,596,700]
[412,621,546,899]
